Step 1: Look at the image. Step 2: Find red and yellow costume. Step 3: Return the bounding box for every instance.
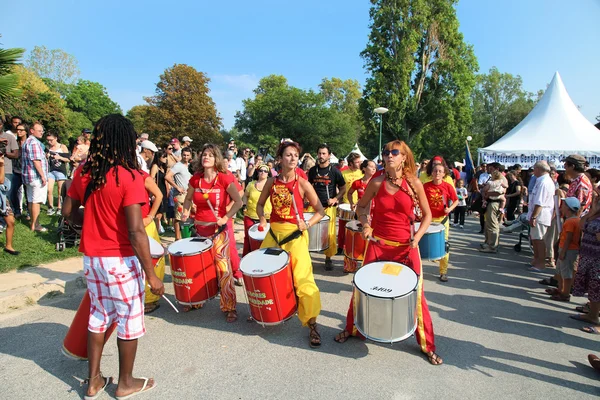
[343,178,369,273]
[189,172,237,313]
[423,181,457,275]
[260,176,321,326]
[344,178,436,353]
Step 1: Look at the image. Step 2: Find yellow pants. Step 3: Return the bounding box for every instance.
[261,222,321,326]
[144,221,166,304]
[306,205,337,258]
[432,216,450,275]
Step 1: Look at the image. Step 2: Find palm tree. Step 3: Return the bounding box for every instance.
[0,41,25,101]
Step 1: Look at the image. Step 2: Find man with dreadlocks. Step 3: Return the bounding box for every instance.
[63,114,164,399]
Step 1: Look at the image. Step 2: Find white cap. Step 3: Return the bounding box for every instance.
[140,140,158,152]
[182,136,193,143]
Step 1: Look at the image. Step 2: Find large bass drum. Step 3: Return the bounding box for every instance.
[353,261,418,343]
[304,212,330,252]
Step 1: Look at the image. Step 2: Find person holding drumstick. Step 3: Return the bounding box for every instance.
[242,164,272,256]
[181,144,243,321]
[256,140,325,348]
[338,153,364,254]
[343,159,377,273]
[334,140,442,366]
[423,163,458,282]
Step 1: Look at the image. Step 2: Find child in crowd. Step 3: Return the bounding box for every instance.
[453,179,468,228]
[484,170,507,223]
[547,197,581,301]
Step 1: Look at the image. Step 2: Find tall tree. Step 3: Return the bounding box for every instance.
[319,77,364,143]
[359,0,478,160]
[66,80,122,124]
[235,75,355,158]
[145,64,222,146]
[126,105,152,134]
[25,46,80,87]
[471,67,539,146]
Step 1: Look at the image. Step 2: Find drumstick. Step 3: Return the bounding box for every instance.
[289,188,302,226]
[206,198,219,221]
[161,295,180,313]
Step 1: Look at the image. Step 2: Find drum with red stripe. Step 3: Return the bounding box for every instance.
[240,248,296,326]
[168,237,218,306]
[148,236,164,267]
[248,222,270,251]
[344,220,366,261]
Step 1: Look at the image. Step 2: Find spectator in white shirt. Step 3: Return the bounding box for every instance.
[527,161,556,271]
[137,140,158,173]
[226,150,237,174]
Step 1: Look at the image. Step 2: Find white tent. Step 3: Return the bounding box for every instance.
[346,143,367,161]
[478,72,600,169]
[329,153,339,164]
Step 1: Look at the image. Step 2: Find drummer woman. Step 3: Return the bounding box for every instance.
[256,140,325,348]
[423,163,458,282]
[343,160,377,273]
[242,164,272,256]
[181,144,243,322]
[334,140,442,365]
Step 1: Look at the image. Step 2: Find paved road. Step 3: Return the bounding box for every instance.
[0,218,598,399]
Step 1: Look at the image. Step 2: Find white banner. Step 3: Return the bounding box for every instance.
[478,153,600,169]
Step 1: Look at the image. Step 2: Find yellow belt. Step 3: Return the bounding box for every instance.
[373,235,410,247]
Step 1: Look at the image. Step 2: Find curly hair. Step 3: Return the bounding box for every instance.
[193,144,227,174]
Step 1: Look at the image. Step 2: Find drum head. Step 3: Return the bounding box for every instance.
[168,237,213,256]
[249,223,270,241]
[346,220,363,231]
[240,248,289,277]
[354,261,418,298]
[339,204,352,211]
[414,222,445,233]
[304,212,330,222]
[148,236,164,257]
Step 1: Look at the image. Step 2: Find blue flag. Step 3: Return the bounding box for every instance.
[465,141,475,184]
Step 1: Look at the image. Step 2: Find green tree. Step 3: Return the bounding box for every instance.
[359,0,478,160]
[65,80,122,124]
[471,67,539,146]
[0,43,25,103]
[319,77,364,143]
[235,75,355,158]
[145,64,222,146]
[126,105,152,134]
[25,46,80,86]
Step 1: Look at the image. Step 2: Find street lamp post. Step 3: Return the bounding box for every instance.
[374,107,389,160]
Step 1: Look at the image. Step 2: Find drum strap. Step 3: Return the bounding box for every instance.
[269,228,302,246]
[373,235,409,247]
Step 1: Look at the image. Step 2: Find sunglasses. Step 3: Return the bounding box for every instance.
[258,168,269,173]
[382,149,401,157]
[167,147,173,150]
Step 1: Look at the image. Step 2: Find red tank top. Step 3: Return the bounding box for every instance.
[371,179,414,242]
[270,176,305,224]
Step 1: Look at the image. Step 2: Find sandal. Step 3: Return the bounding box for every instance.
[589,354,600,371]
[545,288,560,295]
[226,310,238,323]
[182,304,204,312]
[576,304,591,314]
[144,302,160,314]
[550,294,570,302]
[439,274,448,282]
[538,277,558,287]
[115,377,156,400]
[83,373,112,400]
[308,322,321,348]
[581,326,600,335]
[334,330,351,344]
[425,351,443,365]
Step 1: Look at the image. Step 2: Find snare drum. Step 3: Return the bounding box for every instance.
[248,223,270,252]
[148,236,164,267]
[240,248,297,326]
[353,261,418,343]
[344,220,366,260]
[414,222,446,260]
[337,203,355,221]
[168,237,218,306]
[304,212,330,252]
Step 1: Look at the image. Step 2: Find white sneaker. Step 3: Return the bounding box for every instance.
[47,209,55,216]
[459,225,464,229]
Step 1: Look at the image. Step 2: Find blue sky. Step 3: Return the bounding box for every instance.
[4,0,600,129]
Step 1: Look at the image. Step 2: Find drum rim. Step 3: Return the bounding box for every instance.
[167,237,213,256]
[353,262,419,299]
[248,222,270,240]
[240,247,290,277]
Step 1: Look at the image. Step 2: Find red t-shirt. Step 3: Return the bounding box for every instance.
[189,171,236,222]
[423,181,458,218]
[68,166,147,256]
[140,171,151,218]
[351,178,369,200]
[296,167,308,180]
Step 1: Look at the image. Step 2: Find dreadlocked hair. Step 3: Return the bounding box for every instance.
[81,114,140,193]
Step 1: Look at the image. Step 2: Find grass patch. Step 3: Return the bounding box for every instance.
[0,210,80,273]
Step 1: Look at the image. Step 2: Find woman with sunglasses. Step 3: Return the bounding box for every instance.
[181,144,243,321]
[242,164,272,256]
[256,140,325,348]
[334,140,443,365]
[45,132,70,216]
[423,163,458,282]
[150,150,169,233]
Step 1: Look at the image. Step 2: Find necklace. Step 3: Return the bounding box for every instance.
[199,172,219,200]
[386,172,402,187]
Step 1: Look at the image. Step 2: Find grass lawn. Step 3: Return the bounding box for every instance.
[0,210,80,273]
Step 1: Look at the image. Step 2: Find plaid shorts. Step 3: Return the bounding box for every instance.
[84,256,146,340]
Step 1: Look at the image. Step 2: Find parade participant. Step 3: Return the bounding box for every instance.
[141,170,165,314]
[164,148,192,240]
[181,144,242,321]
[343,159,376,273]
[338,153,364,255]
[419,156,455,186]
[242,164,272,256]
[423,163,458,282]
[226,173,244,286]
[63,114,164,399]
[256,140,325,348]
[307,144,346,270]
[334,140,442,366]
